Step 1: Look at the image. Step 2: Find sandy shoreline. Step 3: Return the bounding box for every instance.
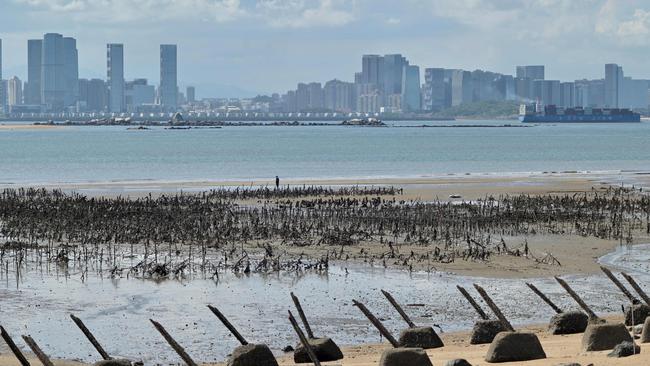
[0,124,60,130]
[3,317,648,365]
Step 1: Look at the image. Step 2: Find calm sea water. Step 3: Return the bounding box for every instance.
[0,120,649,185]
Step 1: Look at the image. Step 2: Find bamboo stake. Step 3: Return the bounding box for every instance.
[622,272,650,306]
[525,283,563,314]
[600,266,637,302]
[554,276,600,320]
[207,305,248,345]
[21,335,54,366]
[456,285,489,320]
[352,300,399,348]
[473,284,514,331]
[149,319,198,366]
[381,289,416,328]
[70,314,111,360]
[291,292,315,339]
[288,311,321,366]
[0,326,30,366]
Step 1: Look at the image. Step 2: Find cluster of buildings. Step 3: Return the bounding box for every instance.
[0,35,192,115]
[274,57,650,114]
[1,37,649,117]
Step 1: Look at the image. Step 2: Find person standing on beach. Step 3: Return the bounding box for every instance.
[275,176,280,189]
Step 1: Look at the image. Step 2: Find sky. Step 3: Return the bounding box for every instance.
[1,0,650,97]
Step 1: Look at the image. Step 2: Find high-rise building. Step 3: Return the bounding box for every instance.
[451,70,473,106]
[361,55,384,86]
[0,38,4,112]
[605,63,624,108]
[307,82,323,109]
[107,44,125,113]
[41,33,66,111]
[186,86,195,103]
[63,37,79,108]
[8,76,23,106]
[516,65,545,80]
[622,77,649,109]
[79,78,107,112]
[26,39,43,105]
[383,54,406,97]
[160,44,178,110]
[125,78,155,111]
[401,65,420,112]
[323,79,354,112]
[559,82,575,107]
[423,68,447,111]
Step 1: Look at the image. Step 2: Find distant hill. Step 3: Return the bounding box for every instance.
[433,100,519,120]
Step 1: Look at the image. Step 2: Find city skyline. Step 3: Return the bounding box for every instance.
[3,1,650,96]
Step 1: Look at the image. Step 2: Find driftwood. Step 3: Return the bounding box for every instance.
[21,335,54,366]
[150,319,198,366]
[207,305,249,345]
[288,310,321,366]
[291,292,315,339]
[526,283,563,314]
[600,266,637,302]
[70,314,111,360]
[456,285,490,320]
[0,326,30,366]
[381,289,417,328]
[352,299,399,348]
[473,284,514,331]
[622,272,650,306]
[554,276,600,320]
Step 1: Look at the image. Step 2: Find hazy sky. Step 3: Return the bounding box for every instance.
[2,0,650,97]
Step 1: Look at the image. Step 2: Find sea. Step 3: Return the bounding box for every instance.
[0,119,649,186]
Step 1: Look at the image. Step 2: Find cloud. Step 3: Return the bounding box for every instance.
[13,0,247,23]
[259,0,355,28]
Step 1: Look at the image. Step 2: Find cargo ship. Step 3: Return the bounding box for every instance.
[519,103,641,123]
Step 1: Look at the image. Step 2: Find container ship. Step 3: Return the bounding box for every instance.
[519,103,641,123]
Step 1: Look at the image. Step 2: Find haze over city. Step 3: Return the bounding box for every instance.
[3,0,650,96]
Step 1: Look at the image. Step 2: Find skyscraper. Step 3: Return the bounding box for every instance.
[107,44,125,112]
[41,33,66,111]
[516,65,545,80]
[423,68,447,111]
[0,38,4,112]
[8,76,23,106]
[160,44,178,110]
[26,39,42,105]
[451,70,473,106]
[383,54,407,97]
[401,65,420,112]
[63,37,79,108]
[186,86,195,103]
[605,63,623,108]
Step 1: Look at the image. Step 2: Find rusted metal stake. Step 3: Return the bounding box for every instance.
[381,289,417,328]
[622,272,650,306]
[149,319,198,366]
[0,326,30,366]
[601,266,637,302]
[291,292,315,339]
[554,276,600,320]
[70,314,111,360]
[352,299,400,348]
[288,311,321,366]
[473,284,515,331]
[207,305,248,345]
[456,285,489,320]
[21,335,54,366]
[526,283,563,314]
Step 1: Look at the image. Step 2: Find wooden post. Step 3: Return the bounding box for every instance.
[600,266,637,302]
[21,335,54,366]
[525,283,563,314]
[456,285,489,320]
[149,319,199,366]
[352,300,400,348]
[0,326,30,366]
[70,314,111,360]
[473,284,515,331]
[622,272,650,306]
[554,276,600,320]
[381,290,417,328]
[291,292,315,339]
[207,305,248,345]
[288,311,321,366]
